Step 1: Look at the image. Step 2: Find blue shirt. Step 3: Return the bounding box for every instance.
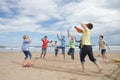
[22,39,30,51]
[57,35,65,47]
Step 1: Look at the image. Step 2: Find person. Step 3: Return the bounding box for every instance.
[54,41,58,56]
[99,35,110,61]
[75,23,102,73]
[75,37,83,55]
[75,37,83,60]
[22,35,33,67]
[67,30,75,60]
[57,32,66,60]
[40,36,52,59]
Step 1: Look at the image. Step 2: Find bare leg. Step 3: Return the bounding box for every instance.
[81,63,85,72]
[95,61,102,73]
[40,52,43,58]
[63,53,65,60]
[43,52,46,59]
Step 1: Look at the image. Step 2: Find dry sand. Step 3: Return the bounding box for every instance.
[0,52,120,80]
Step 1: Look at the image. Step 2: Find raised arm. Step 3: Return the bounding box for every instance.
[41,37,44,41]
[67,30,72,38]
[81,23,88,30]
[57,33,61,40]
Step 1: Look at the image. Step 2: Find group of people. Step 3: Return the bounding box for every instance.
[22,22,110,73]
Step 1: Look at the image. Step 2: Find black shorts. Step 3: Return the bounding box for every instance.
[80,45,96,63]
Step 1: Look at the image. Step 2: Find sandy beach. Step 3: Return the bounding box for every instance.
[0,52,120,80]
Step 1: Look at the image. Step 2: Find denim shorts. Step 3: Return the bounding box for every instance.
[101,49,106,55]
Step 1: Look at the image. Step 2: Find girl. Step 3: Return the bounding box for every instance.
[22,35,33,67]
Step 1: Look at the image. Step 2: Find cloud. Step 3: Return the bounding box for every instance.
[0,0,120,45]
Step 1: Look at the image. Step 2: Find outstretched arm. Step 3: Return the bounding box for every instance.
[105,43,110,49]
[49,40,53,43]
[103,40,110,49]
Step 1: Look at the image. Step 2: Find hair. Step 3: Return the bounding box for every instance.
[23,35,28,39]
[87,23,93,30]
[100,35,103,39]
[55,41,57,42]
[44,36,47,38]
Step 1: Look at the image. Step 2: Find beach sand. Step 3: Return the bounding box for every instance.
[0,52,120,80]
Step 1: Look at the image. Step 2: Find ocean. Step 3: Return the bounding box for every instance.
[0,46,120,53]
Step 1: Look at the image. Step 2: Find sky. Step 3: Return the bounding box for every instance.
[0,0,120,46]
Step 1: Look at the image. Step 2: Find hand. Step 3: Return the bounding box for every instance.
[74,26,77,28]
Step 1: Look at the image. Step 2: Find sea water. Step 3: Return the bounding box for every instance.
[0,46,120,53]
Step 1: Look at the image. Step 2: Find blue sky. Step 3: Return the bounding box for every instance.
[0,0,120,46]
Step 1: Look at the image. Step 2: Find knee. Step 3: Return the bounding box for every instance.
[25,56,28,60]
[89,58,96,63]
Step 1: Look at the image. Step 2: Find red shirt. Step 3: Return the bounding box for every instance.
[42,39,49,48]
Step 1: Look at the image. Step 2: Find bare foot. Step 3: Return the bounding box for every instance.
[98,68,103,73]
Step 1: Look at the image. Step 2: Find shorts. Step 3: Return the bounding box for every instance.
[101,49,106,55]
[57,46,65,54]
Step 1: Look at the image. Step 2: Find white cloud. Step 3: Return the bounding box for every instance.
[0,0,120,45]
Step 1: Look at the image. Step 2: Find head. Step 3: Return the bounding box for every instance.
[23,35,29,39]
[99,35,103,40]
[87,23,93,30]
[71,36,75,40]
[44,36,47,39]
[55,41,57,43]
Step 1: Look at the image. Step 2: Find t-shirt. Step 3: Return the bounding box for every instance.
[54,43,58,49]
[69,39,75,48]
[99,39,106,49]
[22,39,29,51]
[42,39,49,48]
[57,35,65,47]
[82,28,91,45]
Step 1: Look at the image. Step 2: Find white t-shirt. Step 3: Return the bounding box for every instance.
[99,39,107,49]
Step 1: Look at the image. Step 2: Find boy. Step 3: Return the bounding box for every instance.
[40,36,52,59]
[99,35,110,61]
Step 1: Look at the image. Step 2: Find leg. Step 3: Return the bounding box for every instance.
[27,51,33,64]
[94,61,102,73]
[62,47,65,60]
[23,51,28,65]
[55,49,58,56]
[88,46,102,72]
[101,49,107,60]
[43,48,47,59]
[67,48,71,55]
[71,48,75,60]
[80,46,87,72]
[40,48,44,58]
